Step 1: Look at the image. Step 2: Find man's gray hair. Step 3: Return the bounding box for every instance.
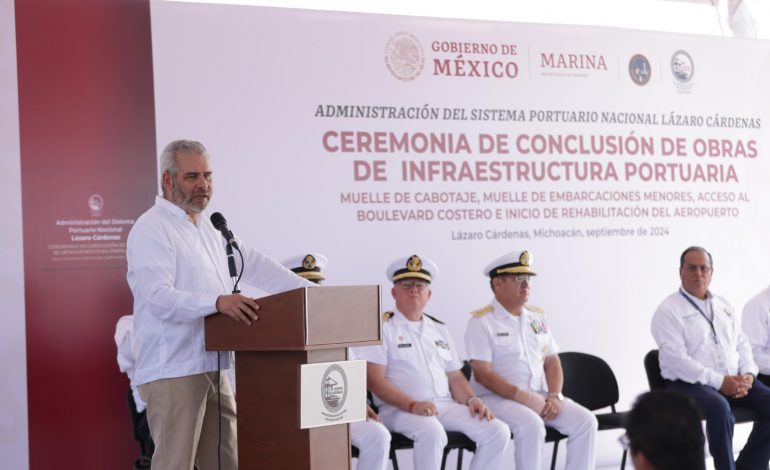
[159,139,208,186]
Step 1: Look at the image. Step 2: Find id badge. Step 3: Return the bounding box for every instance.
[712,347,727,372]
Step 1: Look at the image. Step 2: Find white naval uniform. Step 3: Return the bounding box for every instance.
[742,285,770,375]
[348,347,391,470]
[355,309,510,470]
[652,289,757,388]
[350,420,391,470]
[465,299,597,470]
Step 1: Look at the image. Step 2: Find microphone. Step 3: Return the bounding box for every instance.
[210,212,239,249]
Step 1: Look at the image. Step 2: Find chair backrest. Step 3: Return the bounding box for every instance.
[367,390,379,413]
[560,351,619,411]
[461,360,472,380]
[643,349,666,390]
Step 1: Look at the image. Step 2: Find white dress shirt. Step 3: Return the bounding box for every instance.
[742,285,770,374]
[651,288,757,390]
[127,196,311,386]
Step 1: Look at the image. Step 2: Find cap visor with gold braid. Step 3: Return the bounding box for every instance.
[284,253,326,281]
[388,254,437,283]
[485,250,537,278]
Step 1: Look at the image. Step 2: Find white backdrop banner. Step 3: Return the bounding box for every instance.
[150,1,770,414]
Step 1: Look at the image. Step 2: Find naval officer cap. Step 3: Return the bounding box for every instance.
[484,250,537,278]
[387,254,438,284]
[283,253,327,281]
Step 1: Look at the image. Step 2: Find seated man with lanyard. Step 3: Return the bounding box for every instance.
[652,246,770,470]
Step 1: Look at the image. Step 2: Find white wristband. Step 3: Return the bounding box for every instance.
[466,396,481,406]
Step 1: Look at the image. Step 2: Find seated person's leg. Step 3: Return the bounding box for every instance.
[546,398,598,470]
[734,380,770,469]
[436,400,510,470]
[666,380,734,470]
[484,394,545,470]
[379,405,447,470]
[351,420,391,470]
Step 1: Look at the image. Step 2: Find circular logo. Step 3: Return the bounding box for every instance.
[385,32,424,81]
[88,194,104,216]
[321,364,348,414]
[628,54,651,86]
[671,50,694,84]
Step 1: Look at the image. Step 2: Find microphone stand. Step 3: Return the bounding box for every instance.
[219,239,244,470]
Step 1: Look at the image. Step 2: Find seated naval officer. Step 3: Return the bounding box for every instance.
[355,254,510,470]
[465,250,597,470]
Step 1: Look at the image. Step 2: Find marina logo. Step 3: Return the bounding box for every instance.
[539,52,607,78]
[628,54,651,86]
[385,32,424,81]
[541,53,607,70]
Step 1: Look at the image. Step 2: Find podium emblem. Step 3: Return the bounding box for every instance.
[301,360,366,428]
[321,364,348,415]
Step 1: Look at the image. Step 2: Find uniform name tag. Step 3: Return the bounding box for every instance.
[397,343,412,348]
[496,332,509,337]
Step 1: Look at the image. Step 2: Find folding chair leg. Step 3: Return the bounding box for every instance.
[390,448,399,470]
[440,448,466,470]
[550,441,560,470]
[620,449,627,470]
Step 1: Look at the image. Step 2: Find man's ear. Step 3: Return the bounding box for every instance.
[161,172,172,194]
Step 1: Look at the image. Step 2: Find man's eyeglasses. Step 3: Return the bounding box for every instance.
[683,264,712,274]
[501,274,533,284]
[396,280,429,291]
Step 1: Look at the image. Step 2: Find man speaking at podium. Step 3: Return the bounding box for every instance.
[126,140,312,470]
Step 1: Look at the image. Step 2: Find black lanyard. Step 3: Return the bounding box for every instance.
[679,288,718,344]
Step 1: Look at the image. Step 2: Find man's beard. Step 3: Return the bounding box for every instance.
[171,182,210,214]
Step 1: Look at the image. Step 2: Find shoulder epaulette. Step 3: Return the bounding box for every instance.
[525,303,544,314]
[383,311,394,321]
[471,305,493,317]
[424,313,445,325]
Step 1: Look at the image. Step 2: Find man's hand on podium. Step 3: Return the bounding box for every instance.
[216,294,260,325]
